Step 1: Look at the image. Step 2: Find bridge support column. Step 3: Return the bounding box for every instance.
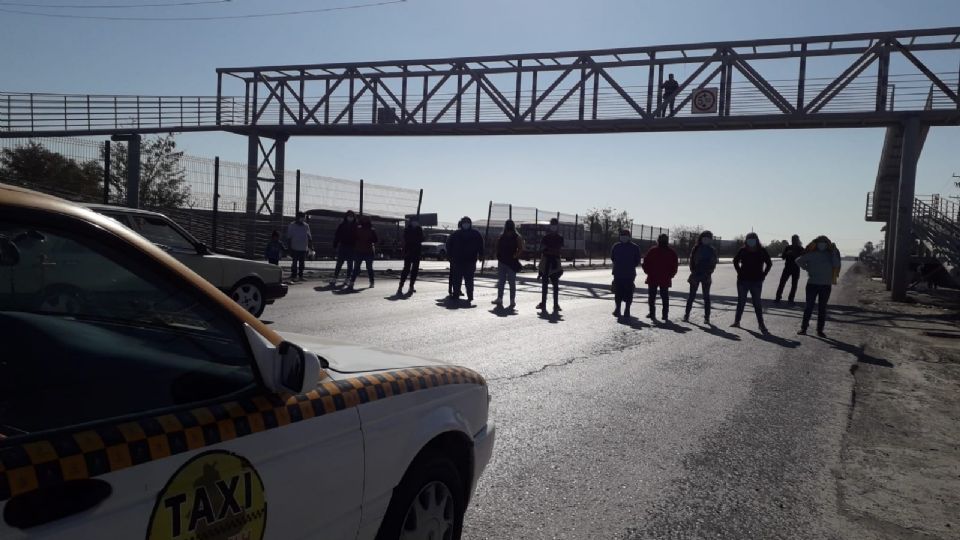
[110,134,141,208]
[246,132,288,258]
[891,116,921,301]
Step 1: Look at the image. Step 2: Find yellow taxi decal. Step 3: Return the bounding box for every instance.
[147,450,267,540]
[0,365,485,502]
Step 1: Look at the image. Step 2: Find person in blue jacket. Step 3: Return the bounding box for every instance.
[684,230,719,324]
[610,229,642,320]
[796,235,842,337]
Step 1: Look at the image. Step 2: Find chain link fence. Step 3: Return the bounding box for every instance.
[0,136,421,260]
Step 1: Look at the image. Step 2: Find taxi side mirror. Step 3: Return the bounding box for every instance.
[244,324,321,394]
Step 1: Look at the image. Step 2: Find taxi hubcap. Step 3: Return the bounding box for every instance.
[400,481,454,540]
[232,284,263,313]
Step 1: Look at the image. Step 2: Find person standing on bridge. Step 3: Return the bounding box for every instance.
[661,73,680,116]
[775,234,805,305]
[493,219,523,310]
[611,229,642,320]
[732,232,772,334]
[397,217,424,296]
[642,233,679,322]
[537,218,565,314]
[447,216,485,303]
[348,215,378,290]
[796,235,842,337]
[330,210,357,286]
[684,230,718,324]
[285,211,312,282]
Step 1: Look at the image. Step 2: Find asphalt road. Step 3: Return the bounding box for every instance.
[265,260,866,539]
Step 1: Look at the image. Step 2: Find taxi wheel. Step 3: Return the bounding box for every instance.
[377,452,465,540]
[229,279,265,318]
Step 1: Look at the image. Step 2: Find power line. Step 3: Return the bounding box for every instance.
[0,0,231,7]
[0,0,405,20]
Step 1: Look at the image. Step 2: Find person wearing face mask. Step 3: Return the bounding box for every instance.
[684,230,718,324]
[348,214,378,290]
[447,216,485,303]
[397,217,424,296]
[537,218,565,314]
[775,234,805,305]
[732,232,772,333]
[330,210,357,286]
[610,229,642,320]
[795,235,842,337]
[493,219,524,309]
[641,233,679,321]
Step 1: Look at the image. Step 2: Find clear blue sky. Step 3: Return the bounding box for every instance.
[2,0,959,253]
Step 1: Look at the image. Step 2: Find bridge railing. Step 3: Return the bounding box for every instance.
[0,92,239,134]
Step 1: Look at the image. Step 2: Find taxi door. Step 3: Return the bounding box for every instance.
[0,214,363,539]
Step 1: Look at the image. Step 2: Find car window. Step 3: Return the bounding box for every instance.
[0,220,257,440]
[129,215,197,253]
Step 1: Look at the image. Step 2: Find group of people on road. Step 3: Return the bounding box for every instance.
[270,209,843,336]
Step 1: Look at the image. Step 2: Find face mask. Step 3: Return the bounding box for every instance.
[701,238,712,246]
[619,235,629,243]
[462,223,471,230]
[549,225,558,232]
[817,242,828,251]
[410,222,419,228]
[746,239,757,248]
[347,216,354,222]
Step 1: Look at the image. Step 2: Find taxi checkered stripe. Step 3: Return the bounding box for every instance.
[0,365,485,502]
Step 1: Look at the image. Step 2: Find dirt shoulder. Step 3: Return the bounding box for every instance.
[835,265,960,539]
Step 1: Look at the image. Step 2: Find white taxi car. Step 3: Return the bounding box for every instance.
[84,204,286,318]
[0,184,494,540]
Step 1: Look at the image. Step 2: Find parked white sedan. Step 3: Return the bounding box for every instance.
[0,184,494,540]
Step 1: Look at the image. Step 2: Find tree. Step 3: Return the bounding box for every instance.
[0,142,103,201]
[109,134,190,209]
[671,224,704,256]
[766,239,788,258]
[585,207,631,238]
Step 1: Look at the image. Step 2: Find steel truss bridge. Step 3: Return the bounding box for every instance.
[2,26,960,299]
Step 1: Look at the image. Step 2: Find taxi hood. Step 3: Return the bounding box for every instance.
[277,332,451,375]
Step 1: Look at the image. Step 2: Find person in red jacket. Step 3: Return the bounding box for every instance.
[641,234,679,321]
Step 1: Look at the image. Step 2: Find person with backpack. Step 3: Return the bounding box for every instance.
[447,216,484,303]
[684,230,718,324]
[796,235,842,337]
[732,232,772,333]
[537,218,564,314]
[642,233,679,321]
[610,229,642,320]
[330,210,357,286]
[493,219,524,309]
[775,234,805,304]
[348,215,378,290]
[397,217,424,296]
[265,230,283,266]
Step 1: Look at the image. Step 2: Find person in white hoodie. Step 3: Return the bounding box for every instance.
[796,235,842,337]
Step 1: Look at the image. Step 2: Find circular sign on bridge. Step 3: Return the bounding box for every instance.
[691,87,719,114]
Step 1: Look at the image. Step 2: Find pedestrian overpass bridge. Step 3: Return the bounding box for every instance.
[2,26,959,299]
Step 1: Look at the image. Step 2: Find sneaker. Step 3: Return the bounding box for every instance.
[507,302,516,310]
[613,308,622,317]
[397,287,404,296]
[347,281,355,291]
[493,298,503,305]
[817,330,827,338]
[408,287,416,295]
[536,302,546,311]
[759,325,770,335]
[369,281,375,289]
[730,321,741,328]
[797,328,807,335]
[704,316,711,325]
[682,314,690,322]
[553,304,560,313]
[623,309,631,319]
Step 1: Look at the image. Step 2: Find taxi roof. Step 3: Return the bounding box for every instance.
[0,183,282,345]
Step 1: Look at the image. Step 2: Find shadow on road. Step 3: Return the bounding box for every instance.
[654,319,692,334]
[693,322,741,341]
[616,316,650,330]
[745,329,801,348]
[489,306,518,317]
[813,336,895,367]
[537,310,563,324]
[435,297,477,310]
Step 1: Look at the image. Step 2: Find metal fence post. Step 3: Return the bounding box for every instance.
[588,217,594,266]
[603,217,609,265]
[573,213,578,267]
[212,156,220,251]
[509,204,512,220]
[295,169,301,214]
[359,179,364,215]
[481,200,492,275]
[534,208,540,268]
[416,188,423,216]
[102,141,110,204]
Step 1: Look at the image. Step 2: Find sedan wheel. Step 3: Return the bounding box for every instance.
[400,481,455,540]
[230,281,265,317]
